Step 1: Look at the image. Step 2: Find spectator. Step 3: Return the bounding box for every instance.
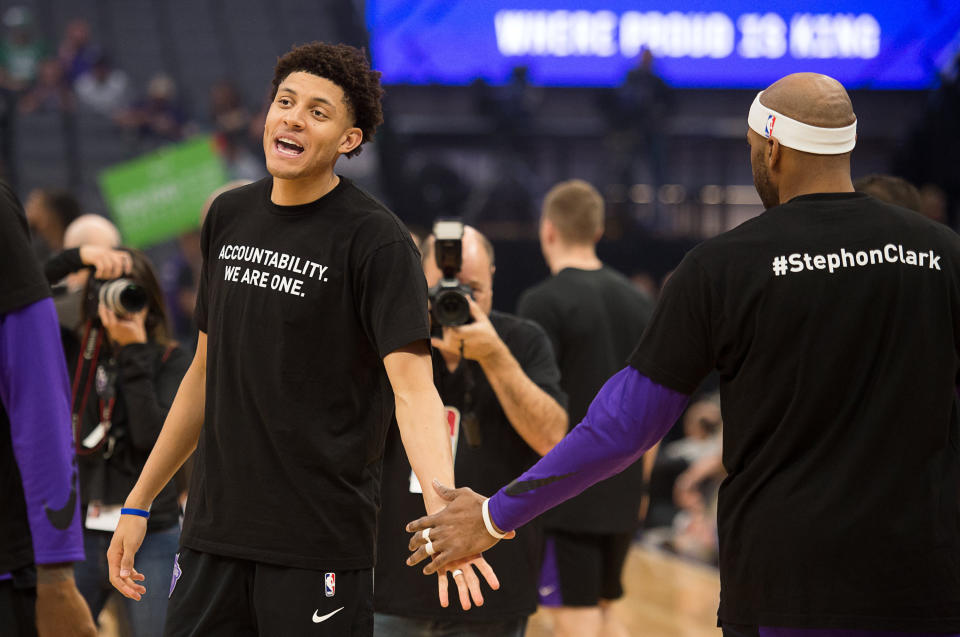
[209,80,250,147]
[854,174,922,213]
[648,398,724,563]
[18,57,73,114]
[58,19,98,84]
[0,6,48,92]
[517,179,655,637]
[44,246,189,637]
[212,132,263,181]
[208,80,261,178]
[115,73,187,143]
[161,181,251,347]
[75,53,129,117]
[604,49,672,224]
[24,187,81,260]
[918,183,948,225]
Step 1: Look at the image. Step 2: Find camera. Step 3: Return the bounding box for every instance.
[88,278,147,318]
[428,219,473,337]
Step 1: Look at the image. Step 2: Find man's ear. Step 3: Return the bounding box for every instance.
[339,127,363,155]
[542,217,556,243]
[767,137,782,172]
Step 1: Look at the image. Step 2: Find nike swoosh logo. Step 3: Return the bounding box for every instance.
[539,585,556,597]
[504,472,575,496]
[44,465,78,531]
[312,607,344,624]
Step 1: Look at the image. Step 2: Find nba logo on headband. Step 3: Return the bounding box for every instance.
[748,91,856,154]
[325,572,335,597]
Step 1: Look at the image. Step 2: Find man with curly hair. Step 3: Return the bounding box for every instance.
[105,42,487,636]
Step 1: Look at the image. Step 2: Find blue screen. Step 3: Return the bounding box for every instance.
[367,0,960,88]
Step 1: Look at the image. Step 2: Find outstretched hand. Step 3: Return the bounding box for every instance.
[437,554,500,610]
[107,514,148,600]
[406,481,515,575]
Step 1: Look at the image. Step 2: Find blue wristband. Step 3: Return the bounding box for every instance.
[120,507,150,519]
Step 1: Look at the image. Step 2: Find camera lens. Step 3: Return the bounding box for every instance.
[433,288,471,326]
[99,278,147,316]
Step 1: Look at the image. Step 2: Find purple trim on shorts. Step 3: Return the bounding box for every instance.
[0,573,11,581]
[169,552,182,598]
[489,367,689,531]
[537,536,563,607]
[760,628,960,637]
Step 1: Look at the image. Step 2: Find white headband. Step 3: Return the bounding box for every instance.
[747,91,856,155]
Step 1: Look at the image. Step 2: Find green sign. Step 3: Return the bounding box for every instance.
[99,136,229,247]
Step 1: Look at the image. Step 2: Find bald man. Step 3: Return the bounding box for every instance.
[49,214,125,293]
[375,226,567,637]
[404,73,960,636]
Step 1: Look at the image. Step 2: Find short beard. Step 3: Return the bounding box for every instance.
[752,161,780,209]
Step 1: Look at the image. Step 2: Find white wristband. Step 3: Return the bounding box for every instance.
[482,498,507,539]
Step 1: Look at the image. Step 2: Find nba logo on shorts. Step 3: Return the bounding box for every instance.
[765,115,776,137]
[324,572,335,597]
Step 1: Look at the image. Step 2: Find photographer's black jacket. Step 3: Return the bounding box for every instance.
[44,246,84,284]
[73,341,188,531]
[44,249,189,531]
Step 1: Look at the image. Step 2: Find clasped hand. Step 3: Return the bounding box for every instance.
[406,481,516,584]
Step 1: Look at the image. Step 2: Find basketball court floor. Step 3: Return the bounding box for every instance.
[527,545,721,637]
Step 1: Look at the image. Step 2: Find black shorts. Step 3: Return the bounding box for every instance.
[537,529,633,608]
[164,548,373,636]
[0,567,37,637]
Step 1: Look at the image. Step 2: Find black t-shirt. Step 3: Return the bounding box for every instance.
[629,193,960,631]
[184,176,430,570]
[75,342,190,532]
[0,180,51,573]
[518,266,654,533]
[375,311,566,621]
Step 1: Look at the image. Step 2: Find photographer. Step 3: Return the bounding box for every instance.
[44,246,189,637]
[375,224,568,637]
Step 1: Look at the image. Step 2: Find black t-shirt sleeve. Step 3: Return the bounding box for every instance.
[193,205,213,333]
[43,248,84,284]
[513,319,568,411]
[356,239,430,358]
[0,181,50,315]
[628,254,716,394]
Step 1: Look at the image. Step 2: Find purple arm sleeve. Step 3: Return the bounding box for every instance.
[488,366,690,532]
[0,297,84,564]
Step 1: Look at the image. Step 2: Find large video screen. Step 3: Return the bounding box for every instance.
[367,1,960,88]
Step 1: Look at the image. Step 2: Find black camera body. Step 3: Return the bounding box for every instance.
[428,219,472,338]
[85,277,147,319]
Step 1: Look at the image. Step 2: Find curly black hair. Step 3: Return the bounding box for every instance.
[271,42,384,158]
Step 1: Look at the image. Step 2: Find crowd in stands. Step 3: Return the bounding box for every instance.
[0,5,267,180]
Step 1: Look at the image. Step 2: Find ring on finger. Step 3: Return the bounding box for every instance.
[451,569,463,577]
[425,539,436,556]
